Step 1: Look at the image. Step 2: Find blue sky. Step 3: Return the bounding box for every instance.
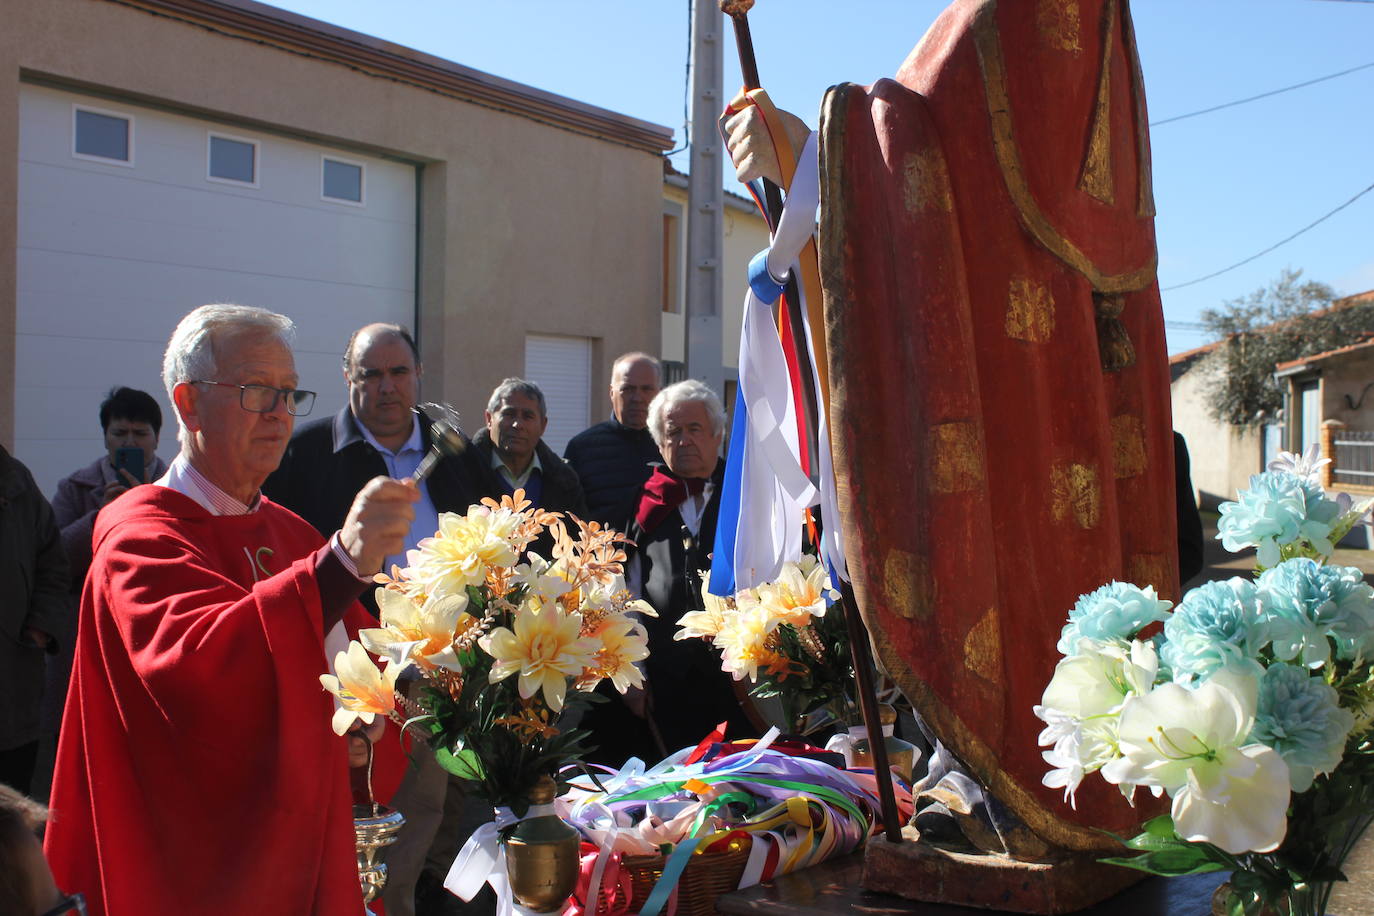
[271,0,1374,355]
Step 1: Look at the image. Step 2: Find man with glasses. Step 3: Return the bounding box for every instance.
[45,305,418,916]
[264,321,474,916]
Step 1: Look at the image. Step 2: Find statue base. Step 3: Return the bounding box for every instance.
[862,827,1145,915]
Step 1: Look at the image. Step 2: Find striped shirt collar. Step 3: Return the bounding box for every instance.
[157,454,260,516]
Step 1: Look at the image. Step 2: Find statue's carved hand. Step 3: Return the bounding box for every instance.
[723,100,810,188]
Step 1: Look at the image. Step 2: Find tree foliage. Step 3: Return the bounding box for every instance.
[1197,269,1374,429]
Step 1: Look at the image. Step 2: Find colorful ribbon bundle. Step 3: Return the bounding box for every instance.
[560,730,914,916]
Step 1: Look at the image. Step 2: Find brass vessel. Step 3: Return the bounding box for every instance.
[354,802,406,906]
[503,774,581,913]
[353,733,406,910]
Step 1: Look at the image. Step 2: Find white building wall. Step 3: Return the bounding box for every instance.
[17,83,416,495]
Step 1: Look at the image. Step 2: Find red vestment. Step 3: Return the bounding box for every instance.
[819,0,1173,850]
[45,486,402,915]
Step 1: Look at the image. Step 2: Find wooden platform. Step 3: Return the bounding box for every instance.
[716,853,1226,915]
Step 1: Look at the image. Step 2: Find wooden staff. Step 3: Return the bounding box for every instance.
[720,0,904,845]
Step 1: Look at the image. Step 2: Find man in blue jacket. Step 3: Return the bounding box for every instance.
[564,352,663,528]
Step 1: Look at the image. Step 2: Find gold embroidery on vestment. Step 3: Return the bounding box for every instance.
[1110,415,1147,479]
[1050,462,1101,530]
[1078,0,1118,203]
[902,149,954,215]
[1127,552,1171,597]
[964,608,1004,688]
[1006,277,1055,343]
[1036,0,1082,52]
[931,421,984,493]
[884,549,934,620]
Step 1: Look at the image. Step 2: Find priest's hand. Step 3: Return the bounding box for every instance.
[347,716,387,768]
[339,477,419,578]
[723,96,811,188]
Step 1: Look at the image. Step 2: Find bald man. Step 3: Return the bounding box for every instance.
[564,352,664,527]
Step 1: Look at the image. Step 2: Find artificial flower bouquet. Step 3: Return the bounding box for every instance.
[676,555,854,734]
[321,490,653,812]
[1035,449,1374,916]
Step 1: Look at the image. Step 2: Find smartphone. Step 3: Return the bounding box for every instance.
[114,447,145,486]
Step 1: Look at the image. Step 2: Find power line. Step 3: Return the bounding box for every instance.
[1160,179,1374,292]
[662,0,687,155]
[1150,60,1374,127]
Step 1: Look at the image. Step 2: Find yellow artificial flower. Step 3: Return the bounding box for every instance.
[406,506,521,598]
[320,641,400,735]
[714,605,783,682]
[360,587,471,673]
[584,616,650,693]
[480,597,598,713]
[755,555,836,627]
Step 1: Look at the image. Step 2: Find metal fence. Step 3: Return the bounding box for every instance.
[1333,430,1374,487]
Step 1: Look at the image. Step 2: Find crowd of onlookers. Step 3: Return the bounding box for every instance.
[0,308,746,916]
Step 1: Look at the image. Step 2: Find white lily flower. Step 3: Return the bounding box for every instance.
[1100,670,1290,854]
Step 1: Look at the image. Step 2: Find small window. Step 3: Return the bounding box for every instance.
[73,107,132,164]
[322,157,364,204]
[208,134,258,186]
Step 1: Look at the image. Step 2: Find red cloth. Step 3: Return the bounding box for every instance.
[45,486,402,915]
[634,467,705,535]
[820,0,1173,850]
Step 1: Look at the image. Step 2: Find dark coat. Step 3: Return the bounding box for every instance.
[44,453,168,734]
[1175,431,1204,587]
[1,445,69,751]
[264,407,478,543]
[563,418,661,528]
[51,454,170,597]
[465,428,588,521]
[585,462,753,764]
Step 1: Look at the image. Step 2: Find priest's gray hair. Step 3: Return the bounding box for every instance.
[647,379,726,450]
[162,304,296,445]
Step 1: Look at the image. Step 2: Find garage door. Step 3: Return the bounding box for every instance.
[524,334,592,455]
[16,83,417,496]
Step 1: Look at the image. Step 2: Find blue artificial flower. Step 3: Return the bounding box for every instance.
[1160,578,1266,684]
[1057,581,1172,656]
[1257,559,1374,667]
[1216,471,1341,568]
[1251,663,1354,792]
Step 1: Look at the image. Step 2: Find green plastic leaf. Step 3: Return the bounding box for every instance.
[1100,847,1229,876]
[435,746,485,781]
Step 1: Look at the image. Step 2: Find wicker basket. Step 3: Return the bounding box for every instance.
[619,846,751,916]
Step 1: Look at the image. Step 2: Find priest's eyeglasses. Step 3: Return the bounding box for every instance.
[192,380,317,416]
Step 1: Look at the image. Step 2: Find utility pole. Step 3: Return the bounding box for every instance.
[685,0,725,396]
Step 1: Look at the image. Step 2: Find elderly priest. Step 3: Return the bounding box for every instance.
[45,304,418,916]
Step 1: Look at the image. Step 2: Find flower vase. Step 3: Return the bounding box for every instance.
[1210,881,1331,916]
[503,774,581,914]
[825,704,918,782]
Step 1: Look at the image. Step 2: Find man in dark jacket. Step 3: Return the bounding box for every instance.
[264,324,475,572]
[584,380,754,765]
[564,352,663,529]
[467,377,587,523]
[0,444,69,795]
[262,322,474,916]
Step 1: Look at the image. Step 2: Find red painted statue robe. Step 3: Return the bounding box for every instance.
[45,487,401,915]
[819,0,1174,851]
